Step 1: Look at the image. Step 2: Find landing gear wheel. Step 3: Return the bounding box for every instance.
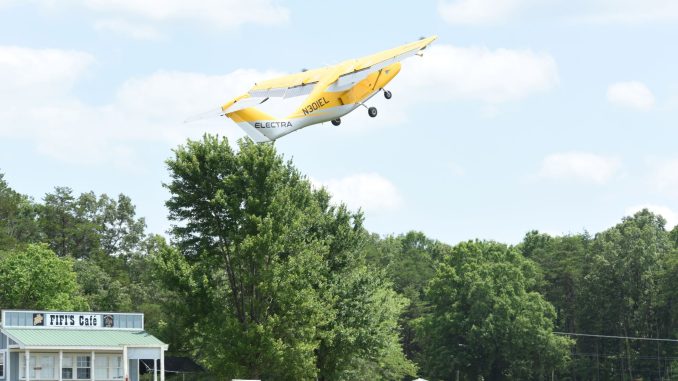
[383,90,392,99]
[368,107,378,118]
[331,118,341,126]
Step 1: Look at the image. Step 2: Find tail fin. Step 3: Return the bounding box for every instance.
[187,94,293,143]
[226,107,288,143]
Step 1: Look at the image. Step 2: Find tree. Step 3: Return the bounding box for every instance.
[364,232,449,362]
[38,187,146,259]
[519,231,589,334]
[0,243,87,310]
[577,210,674,380]
[158,135,414,380]
[0,172,40,250]
[417,240,572,380]
[73,260,132,311]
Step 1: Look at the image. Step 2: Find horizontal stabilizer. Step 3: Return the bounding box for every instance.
[237,123,273,143]
[184,107,225,123]
[222,96,268,113]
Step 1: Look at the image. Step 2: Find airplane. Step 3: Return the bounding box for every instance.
[188,36,437,143]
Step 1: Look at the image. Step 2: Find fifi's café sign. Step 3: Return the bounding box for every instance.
[32,312,114,328]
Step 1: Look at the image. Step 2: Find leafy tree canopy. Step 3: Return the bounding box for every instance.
[0,243,87,310]
[418,240,572,381]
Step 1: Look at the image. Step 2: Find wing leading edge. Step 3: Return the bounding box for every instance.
[247,36,437,99]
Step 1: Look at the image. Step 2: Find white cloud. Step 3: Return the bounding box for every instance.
[0,46,94,99]
[436,0,678,25]
[79,0,289,28]
[582,0,678,23]
[625,204,678,229]
[0,46,289,166]
[539,152,621,184]
[312,174,403,213]
[649,158,678,199]
[94,19,163,40]
[449,162,466,176]
[394,44,558,104]
[438,0,527,25]
[1,0,289,30]
[607,81,655,111]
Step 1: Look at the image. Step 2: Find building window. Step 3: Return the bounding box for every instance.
[76,355,91,379]
[112,355,123,379]
[94,355,123,380]
[62,355,74,379]
[19,353,57,380]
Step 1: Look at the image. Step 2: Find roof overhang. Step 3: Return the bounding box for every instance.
[2,328,168,351]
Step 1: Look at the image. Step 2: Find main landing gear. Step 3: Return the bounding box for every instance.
[331,118,341,126]
[362,89,391,118]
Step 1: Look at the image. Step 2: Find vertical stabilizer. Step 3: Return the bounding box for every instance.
[226,107,294,143]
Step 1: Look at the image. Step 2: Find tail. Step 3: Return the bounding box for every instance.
[186,94,295,143]
[222,95,296,143]
[225,107,284,143]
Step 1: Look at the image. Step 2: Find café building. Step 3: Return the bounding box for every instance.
[0,310,167,381]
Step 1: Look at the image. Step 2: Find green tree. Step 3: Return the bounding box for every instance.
[577,210,674,380]
[0,243,87,310]
[519,231,589,334]
[417,240,572,380]
[99,194,147,258]
[158,135,413,380]
[365,232,449,362]
[0,172,40,250]
[73,260,132,311]
[38,187,146,259]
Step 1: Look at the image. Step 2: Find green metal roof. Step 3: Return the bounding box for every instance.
[2,328,165,348]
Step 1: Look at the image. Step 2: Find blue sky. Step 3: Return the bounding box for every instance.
[1,0,677,245]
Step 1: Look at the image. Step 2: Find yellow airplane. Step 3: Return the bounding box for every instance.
[191,36,437,143]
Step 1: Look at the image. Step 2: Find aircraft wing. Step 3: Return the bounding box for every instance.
[247,36,437,99]
[335,35,437,87]
[248,66,334,99]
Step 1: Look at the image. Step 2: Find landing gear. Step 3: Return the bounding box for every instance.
[331,118,341,126]
[368,107,378,118]
[383,90,392,99]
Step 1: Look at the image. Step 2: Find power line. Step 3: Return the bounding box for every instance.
[554,332,678,343]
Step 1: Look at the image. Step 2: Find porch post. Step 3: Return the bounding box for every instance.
[25,350,30,381]
[153,359,157,381]
[91,351,95,381]
[123,346,128,381]
[160,348,165,381]
[59,351,63,381]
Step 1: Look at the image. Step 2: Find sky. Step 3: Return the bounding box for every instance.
[1,0,677,245]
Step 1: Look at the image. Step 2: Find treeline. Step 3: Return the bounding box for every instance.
[0,174,169,328]
[1,135,678,380]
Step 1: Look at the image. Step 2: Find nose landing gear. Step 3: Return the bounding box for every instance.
[383,89,392,99]
[331,118,341,126]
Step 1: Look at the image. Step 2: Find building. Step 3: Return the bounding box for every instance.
[0,310,167,381]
